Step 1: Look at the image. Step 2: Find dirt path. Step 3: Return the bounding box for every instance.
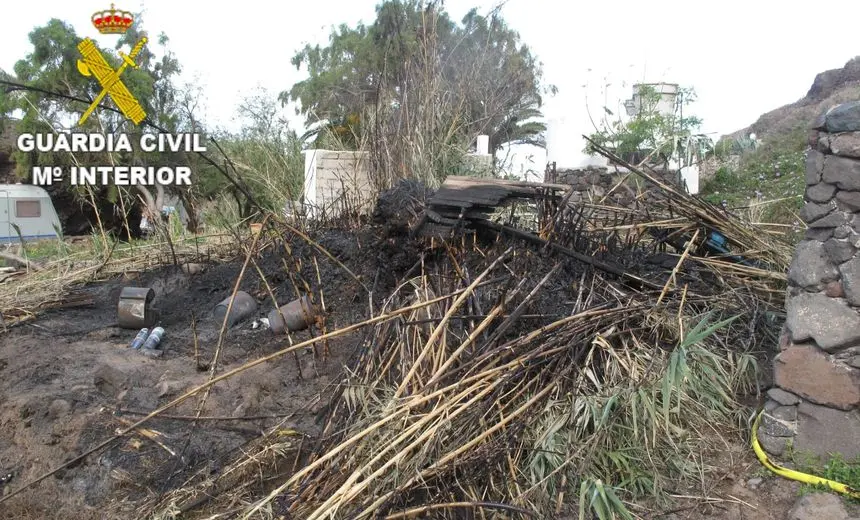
[0,256,362,519]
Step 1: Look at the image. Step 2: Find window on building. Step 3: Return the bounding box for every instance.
[16,200,41,218]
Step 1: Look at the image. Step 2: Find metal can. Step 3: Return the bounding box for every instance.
[117,286,157,329]
[129,328,149,349]
[268,295,317,335]
[141,326,165,351]
[214,291,258,327]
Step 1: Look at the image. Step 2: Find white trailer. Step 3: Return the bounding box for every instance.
[0,184,62,242]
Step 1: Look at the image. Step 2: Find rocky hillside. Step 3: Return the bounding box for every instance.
[699,59,860,227]
[726,57,860,142]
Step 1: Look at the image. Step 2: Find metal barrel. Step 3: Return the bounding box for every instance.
[118,286,157,329]
[213,291,258,327]
[129,328,149,349]
[267,295,317,335]
[141,326,165,351]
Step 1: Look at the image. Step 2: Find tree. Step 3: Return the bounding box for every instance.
[1,17,202,237]
[585,85,711,169]
[451,8,550,152]
[282,0,551,185]
[207,88,304,219]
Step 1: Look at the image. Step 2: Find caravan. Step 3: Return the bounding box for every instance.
[0,184,62,242]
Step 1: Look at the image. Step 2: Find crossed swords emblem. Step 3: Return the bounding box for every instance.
[76,37,148,126]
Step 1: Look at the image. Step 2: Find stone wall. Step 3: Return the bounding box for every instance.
[758,101,860,461]
[550,165,683,206]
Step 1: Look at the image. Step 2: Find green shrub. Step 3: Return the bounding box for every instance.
[700,129,807,227]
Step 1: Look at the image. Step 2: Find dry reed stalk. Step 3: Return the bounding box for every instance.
[234,219,768,517]
[382,501,537,519]
[248,277,626,516]
[656,229,699,306]
[7,142,796,519]
[134,154,789,518]
[584,137,793,269]
[0,281,501,507]
[394,247,513,399]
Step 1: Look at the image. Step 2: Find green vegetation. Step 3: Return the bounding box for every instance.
[528,312,758,518]
[284,0,552,184]
[579,479,634,520]
[205,88,305,219]
[0,16,307,233]
[17,238,74,262]
[700,129,806,228]
[3,18,189,221]
[0,212,197,273]
[585,84,712,169]
[0,0,552,241]
[790,452,860,502]
[583,80,806,238]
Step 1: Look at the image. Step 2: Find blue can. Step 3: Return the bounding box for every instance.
[130,328,149,349]
[141,326,164,351]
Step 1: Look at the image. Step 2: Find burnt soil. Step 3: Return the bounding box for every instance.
[0,217,431,518]
[0,187,791,519]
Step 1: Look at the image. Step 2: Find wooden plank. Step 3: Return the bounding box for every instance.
[422,177,570,238]
[429,178,563,210]
[435,183,514,196]
[430,189,528,206]
[442,175,569,191]
[418,223,475,238]
[429,200,475,209]
[436,184,530,199]
[425,209,461,226]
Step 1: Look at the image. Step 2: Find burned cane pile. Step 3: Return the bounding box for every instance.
[143,153,789,519]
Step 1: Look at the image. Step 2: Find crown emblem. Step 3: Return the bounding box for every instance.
[91,4,134,34]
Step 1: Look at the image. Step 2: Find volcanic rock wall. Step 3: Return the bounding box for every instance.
[759,101,860,460]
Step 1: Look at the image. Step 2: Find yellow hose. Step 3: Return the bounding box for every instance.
[751,408,860,498]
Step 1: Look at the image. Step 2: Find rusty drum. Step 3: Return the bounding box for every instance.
[268,295,317,334]
[117,287,157,329]
[214,291,258,327]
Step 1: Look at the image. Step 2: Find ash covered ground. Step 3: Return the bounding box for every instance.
[0,181,766,519]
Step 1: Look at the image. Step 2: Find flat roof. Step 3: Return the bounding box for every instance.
[0,184,52,197]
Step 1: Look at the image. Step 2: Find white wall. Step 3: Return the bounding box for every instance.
[680,165,700,195]
[545,117,609,170]
[301,150,373,218]
[302,149,318,208]
[627,83,678,119]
